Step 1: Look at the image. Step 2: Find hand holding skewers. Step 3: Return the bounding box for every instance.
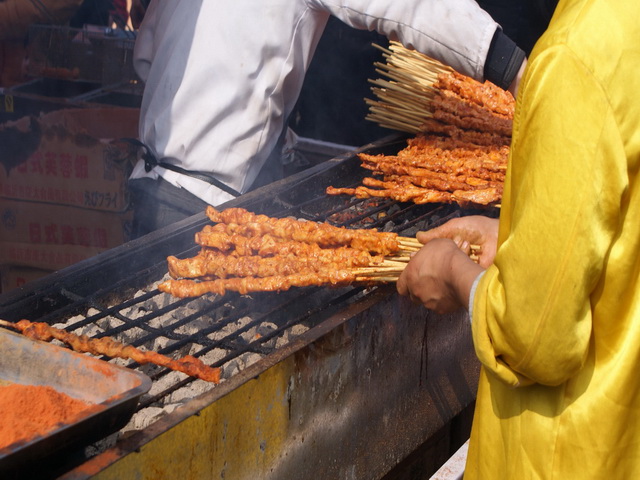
[397,216,498,314]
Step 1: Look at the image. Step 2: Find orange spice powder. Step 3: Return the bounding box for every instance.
[0,383,103,450]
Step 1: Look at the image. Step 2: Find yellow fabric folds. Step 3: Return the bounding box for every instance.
[466,0,640,478]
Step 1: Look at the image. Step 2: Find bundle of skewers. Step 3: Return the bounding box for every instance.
[365,41,452,134]
[0,319,222,383]
[326,41,514,208]
[327,134,507,207]
[158,206,480,299]
[365,41,515,141]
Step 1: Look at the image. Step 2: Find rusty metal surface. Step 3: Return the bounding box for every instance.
[60,287,478,479]
[269,290,479,479]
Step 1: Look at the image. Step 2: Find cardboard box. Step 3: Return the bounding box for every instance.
[0,241,108,272]
[0,198,133,271]
[0,199,133,249]
[0,265,53,294]
[0,107,139,212]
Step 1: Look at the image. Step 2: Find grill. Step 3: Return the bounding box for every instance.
[0,135,487,479]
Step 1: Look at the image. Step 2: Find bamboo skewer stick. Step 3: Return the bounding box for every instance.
[386,255,412,262]
[0,319,15,329]
[355,276,400,283]
[381,259,411,268]
[351,269,405,278]
[364,115,424,134]
[342,236,482,284]
[368,78,435,103]
[398,236,423,244]
[366,41,453,132]
[366,99,433,121]
[366,109,428,127]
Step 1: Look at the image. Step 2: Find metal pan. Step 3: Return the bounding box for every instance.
[0,327,151,477]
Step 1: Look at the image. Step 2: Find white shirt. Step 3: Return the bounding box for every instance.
[131,0,499,206]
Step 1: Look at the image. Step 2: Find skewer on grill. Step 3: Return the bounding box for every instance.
[205,206,407,255]
[158,251,482,298]
[158,206,481,298]
[158,247,481,298]
[0,319,221,383]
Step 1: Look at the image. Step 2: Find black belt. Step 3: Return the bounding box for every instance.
[123,138,241,198]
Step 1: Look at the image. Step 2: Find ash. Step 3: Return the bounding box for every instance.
[53,275,311,458]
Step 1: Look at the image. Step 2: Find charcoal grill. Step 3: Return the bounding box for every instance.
[0,134,489,479]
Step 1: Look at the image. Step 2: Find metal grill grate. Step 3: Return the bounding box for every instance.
[0,135,494,465]
[45,273,366,411]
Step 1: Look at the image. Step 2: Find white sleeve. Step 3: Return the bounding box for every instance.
[468,271,486,324]
[310,0,499,80]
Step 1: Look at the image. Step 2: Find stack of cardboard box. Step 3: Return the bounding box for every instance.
[0,107,139,292]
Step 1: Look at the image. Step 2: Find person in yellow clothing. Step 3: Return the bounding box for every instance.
[397,0,640,477]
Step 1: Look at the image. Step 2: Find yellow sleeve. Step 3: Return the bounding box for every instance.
[472,45,627,386]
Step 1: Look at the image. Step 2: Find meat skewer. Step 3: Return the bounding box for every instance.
[159,271,361,298]
[419,119,511,147]
[327,185,455,204]
[161,247,482,298]
[205,206,402,255]
[168,248,384,279]
[398,136,509,167]
[452,187,502,205]
[327,125,508,207]
[432,107,511,138]
[158,206,480,299]
[364,174,502,193]
[365,41,515,142]
[0,319,221,383]
[327,183,500,206]
[433,70,515,117]
[360,154,507,180]
[194,228,406,257]
[433,88,513,123]
[401,133,510,154]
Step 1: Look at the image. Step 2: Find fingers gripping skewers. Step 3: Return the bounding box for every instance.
[0,319,221,383]
[158,206,481,298]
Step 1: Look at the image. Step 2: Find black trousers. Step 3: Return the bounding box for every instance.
[127,131,286,239]
[128,177,209,239]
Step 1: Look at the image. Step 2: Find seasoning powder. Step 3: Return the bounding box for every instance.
[0,383,102,449]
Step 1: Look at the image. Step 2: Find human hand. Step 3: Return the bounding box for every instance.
[416,216,499,268]
[397,238,483,314]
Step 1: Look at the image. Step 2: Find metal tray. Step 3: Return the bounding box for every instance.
[0,327,151,476]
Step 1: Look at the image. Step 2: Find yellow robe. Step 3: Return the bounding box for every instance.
[467,0,640,478]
